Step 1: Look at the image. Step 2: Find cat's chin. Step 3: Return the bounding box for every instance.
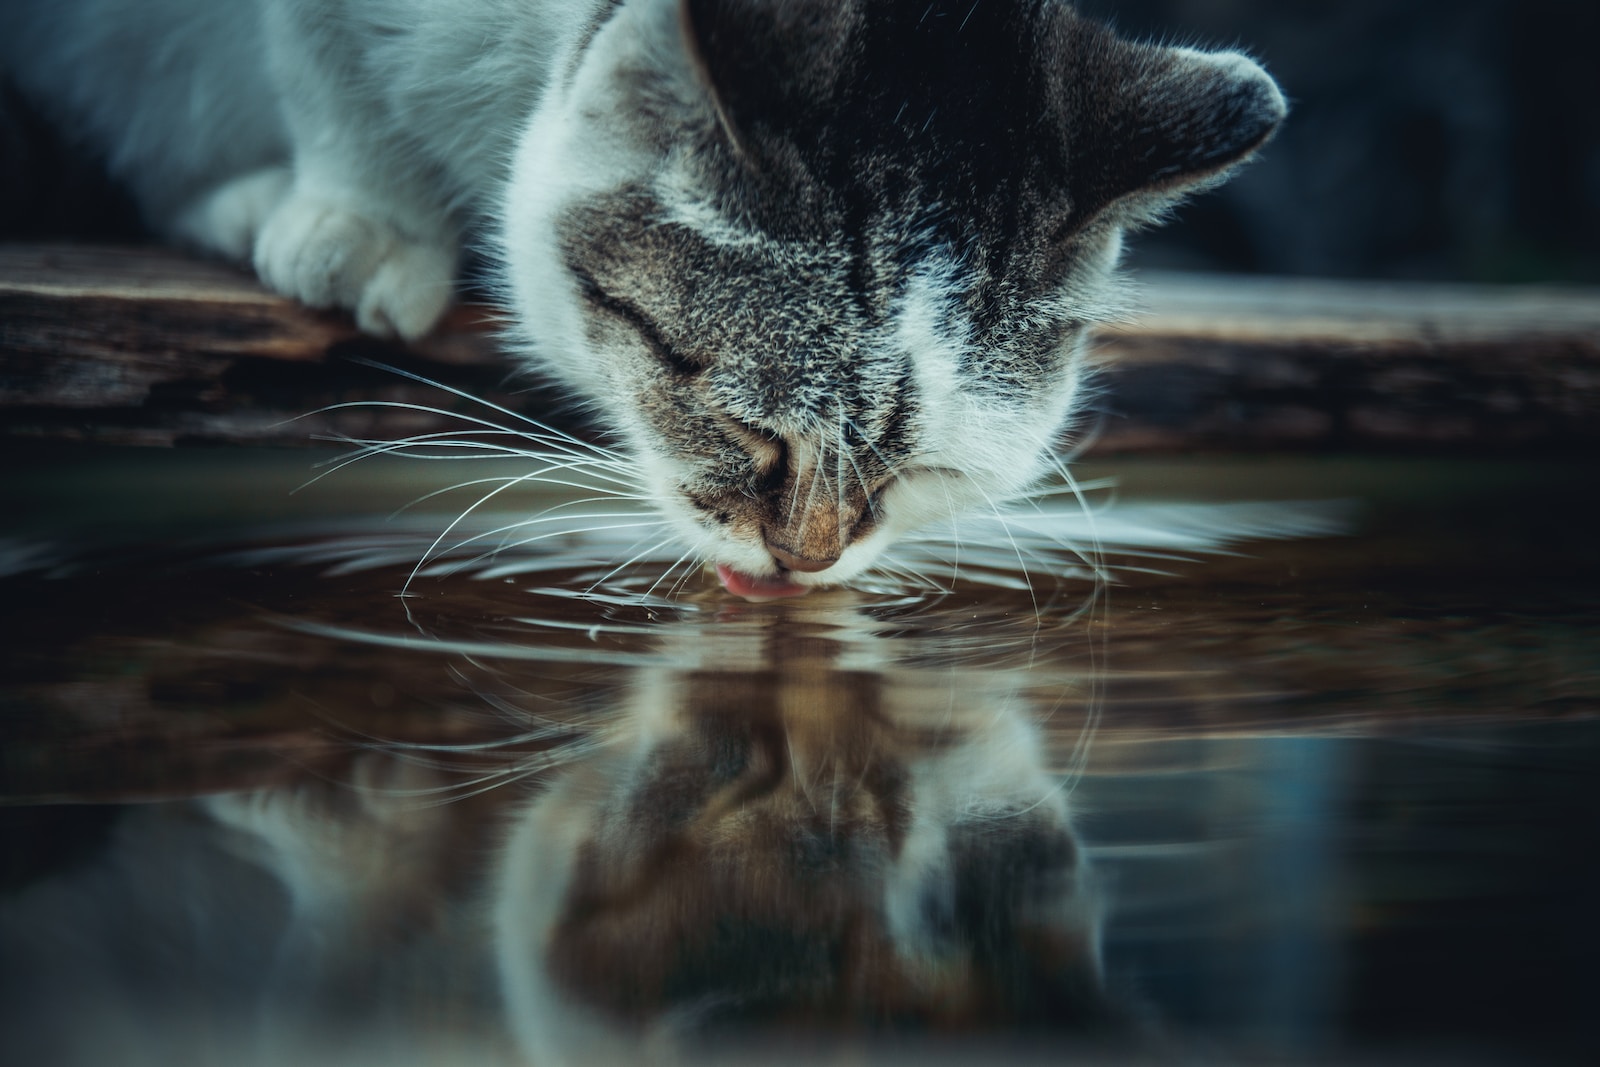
[714,564,813,601]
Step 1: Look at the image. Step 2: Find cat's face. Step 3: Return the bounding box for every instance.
[502,0,1284,597]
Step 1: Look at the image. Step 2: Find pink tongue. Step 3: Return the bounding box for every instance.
[715,564,811,601]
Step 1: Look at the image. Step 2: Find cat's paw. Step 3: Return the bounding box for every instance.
[253,190,456,341]
[354,237,459,340]
[171,166,291,262]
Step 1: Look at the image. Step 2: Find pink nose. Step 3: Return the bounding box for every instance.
[767,543,837,573]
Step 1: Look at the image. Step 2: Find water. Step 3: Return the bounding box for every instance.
[2,447,1596,1065]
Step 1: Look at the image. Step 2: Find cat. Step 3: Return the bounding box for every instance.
[0,0,1285,599]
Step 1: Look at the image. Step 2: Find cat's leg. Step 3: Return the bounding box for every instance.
[202,755,457,1049]
[252,1,460,341]
[203,753,449,910]
[170,166,293,263]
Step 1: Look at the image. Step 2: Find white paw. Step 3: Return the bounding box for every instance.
[203,755,447,905]
[171,166,292,262]
[204,754,444,842]
[253,189,456,340]
[355,237,459,340]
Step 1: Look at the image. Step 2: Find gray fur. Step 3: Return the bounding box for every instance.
[0,0,1285,590]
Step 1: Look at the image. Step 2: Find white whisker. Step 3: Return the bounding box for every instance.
[582,532,685,595]
[300,398,613,465]
[640,544,700,600]
[428,519,671,579]
[341,358,624,458]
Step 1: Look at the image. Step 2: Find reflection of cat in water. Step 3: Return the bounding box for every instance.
[496,678,1111,1060]
[0,675,1112,1063]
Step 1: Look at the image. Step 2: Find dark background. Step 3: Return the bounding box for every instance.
[3,0,1598,283]
[1077,0,1600,282]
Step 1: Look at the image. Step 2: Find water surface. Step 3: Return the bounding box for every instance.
[2,448,1595,1064]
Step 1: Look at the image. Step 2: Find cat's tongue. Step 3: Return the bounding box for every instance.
[715,564,811,601]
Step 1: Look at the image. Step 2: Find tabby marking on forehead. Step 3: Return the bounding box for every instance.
[655,168,766,251]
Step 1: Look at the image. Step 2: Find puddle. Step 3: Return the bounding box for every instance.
[2,448,1596,1064]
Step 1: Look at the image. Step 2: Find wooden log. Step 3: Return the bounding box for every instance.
[2,243,1597,451]
[1089,273,1600,452]
[0,244,548,447]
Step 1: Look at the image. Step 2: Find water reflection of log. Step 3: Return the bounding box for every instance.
[4,243,1597,450]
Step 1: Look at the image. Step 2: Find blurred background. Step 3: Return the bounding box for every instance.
[15,0,1592,284]
[1078,0,1600,282]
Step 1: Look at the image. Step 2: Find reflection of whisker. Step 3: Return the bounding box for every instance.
[787,729,816,818]
[640,544,700,601]
[265,687,616,810]
[510,616,665,638]
[363,727,583,753]
[276,618,665,667]
[1063,467,1108,800]
[463,681,599,730]
[523,586,689,612]
[352,746,605,810]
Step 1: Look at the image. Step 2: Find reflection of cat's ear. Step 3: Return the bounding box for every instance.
[1056,28,1288,223]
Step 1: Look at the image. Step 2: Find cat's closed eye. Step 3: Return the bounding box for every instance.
[570,264,708,377]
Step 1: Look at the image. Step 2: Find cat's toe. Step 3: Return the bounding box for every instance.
[356,238,457,341]
[252,191,455,339]
[253,194,391,311]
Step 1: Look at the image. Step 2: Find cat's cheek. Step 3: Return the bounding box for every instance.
[820,527,897,587]
[882,473,975,533]
[631,461,772,579]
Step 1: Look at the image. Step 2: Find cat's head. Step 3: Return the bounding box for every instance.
[502,0,1284,597]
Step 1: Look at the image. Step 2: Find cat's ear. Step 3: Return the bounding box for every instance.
[676,0,854,160]
[676,0,737,154]
[1052,26,1288,223]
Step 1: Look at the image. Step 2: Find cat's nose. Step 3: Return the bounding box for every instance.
[766,542,837,573]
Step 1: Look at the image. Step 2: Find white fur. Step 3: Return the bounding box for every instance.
[1,0,583,339]
[499,1,682,394]
[0,0,1272,589]
[171,166,293,262]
